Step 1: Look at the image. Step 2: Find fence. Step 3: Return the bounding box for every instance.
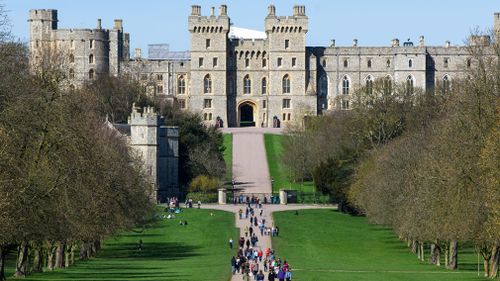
[226,192,280,204]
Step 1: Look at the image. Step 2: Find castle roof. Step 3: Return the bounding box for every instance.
[229,26,266,40]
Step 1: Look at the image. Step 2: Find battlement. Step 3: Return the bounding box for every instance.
[29,9,58,29]
[188,5,230,33]
[264,5,308,33]
[128,105,159,126]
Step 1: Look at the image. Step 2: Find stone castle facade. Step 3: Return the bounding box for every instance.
[29,6,500,128]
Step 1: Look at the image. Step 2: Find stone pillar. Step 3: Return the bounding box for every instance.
[279,189,287,205]
[218,188,227,205]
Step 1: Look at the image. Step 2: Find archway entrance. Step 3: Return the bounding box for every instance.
[239,102,256,127]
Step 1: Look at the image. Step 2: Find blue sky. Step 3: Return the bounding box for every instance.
[4,0,498,52]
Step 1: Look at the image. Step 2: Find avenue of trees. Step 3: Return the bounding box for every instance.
[283,35,499,277]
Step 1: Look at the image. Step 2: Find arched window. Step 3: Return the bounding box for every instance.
[408,59,413,68]
[69,68,75,79]
[342,76,350,95]
[282,74,291,94]
[343,59,348,68]
[383,76,392,95]
[243,75,251,94]
[466,58,471,68]
[406,75,414,94]
[89,54,94,64]
[442,75,451,93]
[367,59,372,68]
[204,74,212,94]
[319,75,328,97]
[69,54,74,63]
[366,76,373,95]
[178,75,186,94]
[88,69,94,80]
[386,59,391,68]
[261,77,267,95]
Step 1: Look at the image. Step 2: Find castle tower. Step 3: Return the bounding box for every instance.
[494,13,500,41]
[28,9,57,58]
[188,5,230,126]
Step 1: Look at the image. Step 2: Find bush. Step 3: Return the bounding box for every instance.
[188,175,219,193]
[185,192,218,203]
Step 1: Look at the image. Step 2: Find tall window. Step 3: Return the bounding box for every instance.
[443,75,451,93]
[282,98,291,109]
[204,98,212,108]
[261,77,267,95]
[178,99,186,109]
[444,58,449,68]
[204,74,212,94]
[69,69,75,79]
[343,59,348,68]
[213,57,218,67]
[157,74,163,81]
[199,57,204,67]
[88,69,94,80]
[89,54,94,64]
[409,59,413,68]
[243,75,251,94]
[206,39,211,48]
[292,57,296,67]
[285,39,290,49]
[89,39,94,49]
[277,57,282,67]
[262,58,267,68]
[366,76,373,95]
[178,75,186,94]
[386,59,391,68]
[322,59,327,68]
[69,54,74,63]
[245,58,250,68]
[156,85,163,94]
[282,74,290,94]
[367,59,372,68]
[319,75,328,97]
[383,76,392,95]
[466,58,471,68]
[342,76,350,95]
[341,100,350,110]
[406,75,414,94]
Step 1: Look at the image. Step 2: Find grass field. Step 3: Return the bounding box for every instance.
[264,134,315,193]
[272,209,486,281]
[7,209,238,281]
[223,133,233,184]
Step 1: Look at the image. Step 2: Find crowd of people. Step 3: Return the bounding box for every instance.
[230,201,292,281]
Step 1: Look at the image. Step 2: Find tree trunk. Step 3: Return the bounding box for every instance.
[448,240,458,270]
[430,242,441,265]
[420,242,425,262]
[0,245,7,281]
[411,240,417,254]
[79,242,87,260]
[444,243,449,268]
[54,241,64,269]
[489,245,499,278]
[70,244,75,265]
[15,241,29,277]
[483,259,489,277]
[32,247,43,273]
[47,245,55,271]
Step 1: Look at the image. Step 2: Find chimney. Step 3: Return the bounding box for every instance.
[419,35,424,47]
[134,48,141,59]
[330,39,336,47]
[210,7,215,17]
[114,19,123,31]
[391,38,400,47]
[353,39,358,47]
[268,5,276,16]
[219,5,227,16]
[445,41,451,48]
[494,13,500,39]
[97,19,102,30]
[191,5,201,16]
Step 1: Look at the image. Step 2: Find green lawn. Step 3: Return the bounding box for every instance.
[223,133,233,184]
[272,209,485,281]
[264,134,314,193]
[8,209,238,281]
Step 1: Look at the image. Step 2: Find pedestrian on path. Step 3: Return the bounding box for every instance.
[267,270,276,281]
[243,272,250,281]
[285,268,292,281]
[229,238,233,249]
[256,270,265,281]
[231,256,236,274]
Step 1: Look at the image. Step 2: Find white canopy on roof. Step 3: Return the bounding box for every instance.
[228,26,266,40]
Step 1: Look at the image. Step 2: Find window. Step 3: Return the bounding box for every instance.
[199,57,204,67]
[157,74,163,81]
[245,58,250,68]
[319,75,328,97]
[444,58,449,68]
[341,100,350,110]
[204,99,212,108]
[282,113,286,120]
[209,113,212,120]
[156,85,163,94]
[443,75,451,93]
[287,113,291,121]
[204,74,212,94]
[89,54,94,64]
[178,99,186,109]
[466,58,471,68]
[343,59,348,68]
[282,74,290,94]
[89,39,94,49]
[409,59,413,68]
[262,100,267,108]
[322,59,327,68]
[282,98,291,109]
[88,69,94,80]
[69,54,74,63]
[277,57,282,67]
[69,69,74,79]
[213,57,218,67]
[406,75,414,94]
[206,39,211,48]
[285,39,289,49]
[386,59,391,68]
[366,76,373,95]
[383,76,392,95]
[70,40,75,49]
[292,57,296,67]
[262,58,267,68]
[261,77,267,95]
[178,76,186,94]
[367,59,372,68]
[342,76,350,95]
[243,75,251,94]
[141,74,148,81]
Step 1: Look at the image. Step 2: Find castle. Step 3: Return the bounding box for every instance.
[29,6,500,128]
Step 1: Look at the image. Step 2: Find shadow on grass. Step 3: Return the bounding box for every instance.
[98,242,202,260]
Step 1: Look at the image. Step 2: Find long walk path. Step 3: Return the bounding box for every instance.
[210,128,335,281]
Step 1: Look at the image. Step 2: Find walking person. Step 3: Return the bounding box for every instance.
[285,268,292,281]
[231,256,237,275]
[256,270,265,281]
[229,238,233,249]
